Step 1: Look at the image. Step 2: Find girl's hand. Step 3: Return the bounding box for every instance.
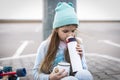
[76,44,83,58]
[49,69,68,80]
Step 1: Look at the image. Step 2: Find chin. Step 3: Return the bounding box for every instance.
[60,39,65,42]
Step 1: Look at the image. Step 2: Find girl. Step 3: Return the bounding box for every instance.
[33,2,93,80]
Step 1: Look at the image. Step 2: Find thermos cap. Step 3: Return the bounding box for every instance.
[66,36,76,43]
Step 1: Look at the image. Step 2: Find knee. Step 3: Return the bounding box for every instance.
[75,70,93,80]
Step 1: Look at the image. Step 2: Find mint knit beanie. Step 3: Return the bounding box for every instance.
[53,2,79,29]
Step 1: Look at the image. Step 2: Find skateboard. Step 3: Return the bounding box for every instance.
[0,66,26,80]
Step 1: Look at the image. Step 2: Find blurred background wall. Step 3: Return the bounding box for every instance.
[0,0,43,20]
[0,0,120,21]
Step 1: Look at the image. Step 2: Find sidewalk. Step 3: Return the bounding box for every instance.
[0,54,120,80]
[86,54,120,80]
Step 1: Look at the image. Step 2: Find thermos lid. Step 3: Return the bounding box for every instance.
[66,36,76,43]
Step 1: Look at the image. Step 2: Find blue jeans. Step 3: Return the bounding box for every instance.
[61,70,93,80]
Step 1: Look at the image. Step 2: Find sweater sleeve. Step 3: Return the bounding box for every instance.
[33,40,50,80]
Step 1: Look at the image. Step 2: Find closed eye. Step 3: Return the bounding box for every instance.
[72,30,75,32]
[62,30,69,33]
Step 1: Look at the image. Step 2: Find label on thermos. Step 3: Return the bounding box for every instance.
[66,36,83,72]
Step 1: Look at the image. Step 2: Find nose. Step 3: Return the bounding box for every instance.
[68,34,73,36]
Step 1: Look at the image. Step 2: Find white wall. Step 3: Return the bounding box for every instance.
[77,0,120,20]
[0,0,120,20]
[0,0,43,20]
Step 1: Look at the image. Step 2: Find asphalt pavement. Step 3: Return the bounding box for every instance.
[86,54,120,80]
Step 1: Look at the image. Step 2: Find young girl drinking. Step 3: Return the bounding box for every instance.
[33,2,93,80]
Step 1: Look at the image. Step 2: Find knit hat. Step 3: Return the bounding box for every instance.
[53,2,79,29]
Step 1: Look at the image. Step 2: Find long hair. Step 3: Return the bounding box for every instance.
[40,29,60,73]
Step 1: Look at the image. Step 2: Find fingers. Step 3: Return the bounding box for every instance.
[76,47,82,52]
[50,69,68,80]
[56,69,66,75]
[57,69,68,78]
[76,44,83,55]
[56,69,64,75]
[76,44,82,52]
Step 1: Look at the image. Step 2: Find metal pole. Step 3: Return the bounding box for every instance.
[43,0,76,40]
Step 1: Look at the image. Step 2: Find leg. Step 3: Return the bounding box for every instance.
[75,70,93,80]
[61,76,78,80]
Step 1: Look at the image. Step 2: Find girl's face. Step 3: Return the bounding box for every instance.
[57,25,77,42]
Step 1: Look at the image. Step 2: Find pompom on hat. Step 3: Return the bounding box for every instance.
[53,2,79,29]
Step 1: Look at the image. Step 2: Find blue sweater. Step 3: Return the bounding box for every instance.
[33,38,88,80]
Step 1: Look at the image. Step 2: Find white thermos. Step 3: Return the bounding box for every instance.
[66,36,83,72]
